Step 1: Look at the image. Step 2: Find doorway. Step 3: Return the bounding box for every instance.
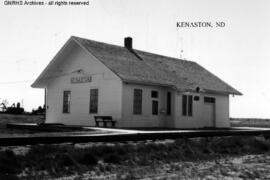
[203,97,216,127]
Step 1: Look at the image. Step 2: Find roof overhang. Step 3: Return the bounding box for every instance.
[123,80,243,96]
[31,37,77,88]
[203,88,242,96]
[123,79,176,90]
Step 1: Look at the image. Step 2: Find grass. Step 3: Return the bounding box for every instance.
[1,136,270,179]
[0,113,43,124]
[1,113,269,136]
[230,118,270,128]
[1,114,270,179]
[0,114,105,137]
[0,113,43,135]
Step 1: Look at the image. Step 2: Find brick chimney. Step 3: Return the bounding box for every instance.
[124,37,132,49]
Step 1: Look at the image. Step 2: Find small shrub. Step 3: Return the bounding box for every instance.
[55,153,76,167]
[78,152,98,165]
[251,138,269,152]
[104,153,122,164]
[0,173,19,180]
[210,136,270,154]
[26,145,58,161]
[0,150,21,174]
[114,145,126,155]
[101,146,116,154]
[5,149,15,157]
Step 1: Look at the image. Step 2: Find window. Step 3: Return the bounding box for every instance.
[182,95,193,116]
[204,97,215,103]
[63,91,71,113]
[151,91,158,98]
[194,96,200,101]
[90,89,98,114]
[152,100,158,115]
[133,89,142,114]
[188,95,193,116]
[182,95,187,116]
[167,92,171,115]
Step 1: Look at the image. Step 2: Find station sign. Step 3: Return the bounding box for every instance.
[70,76,92,84]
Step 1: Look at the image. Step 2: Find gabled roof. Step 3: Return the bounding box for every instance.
[72,36,242,95]
[32,36,242,95]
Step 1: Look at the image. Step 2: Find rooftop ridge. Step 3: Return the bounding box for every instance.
[72,35,194,64]
[71,35,241,95]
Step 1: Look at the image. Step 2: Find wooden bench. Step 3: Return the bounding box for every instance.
[94,116,116,127]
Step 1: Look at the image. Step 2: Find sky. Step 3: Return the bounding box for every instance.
[0,0,270,118]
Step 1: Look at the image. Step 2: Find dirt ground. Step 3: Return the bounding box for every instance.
[0,114,105,137]
[51,153,270,180]
[0,136,266,180]
[1,114,270,179]
[0,113,42,135]
[230,118,270,128]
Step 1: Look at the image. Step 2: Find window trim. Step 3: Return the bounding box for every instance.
[167,92,171,115]
[133,89,143,115]
[63,90,71,114]
[204,97,215,103]
[182,94,193,117]
[152,100,159,115]
[89,88,99,114]
[182,95,187,116]
[151,90,159,98]
[188,95,193,116]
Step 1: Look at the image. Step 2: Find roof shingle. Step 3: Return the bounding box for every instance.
[73,36,241,95]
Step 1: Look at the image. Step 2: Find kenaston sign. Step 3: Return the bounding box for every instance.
[70,76,92,84]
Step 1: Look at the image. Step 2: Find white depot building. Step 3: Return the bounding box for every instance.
[32,36,242,128]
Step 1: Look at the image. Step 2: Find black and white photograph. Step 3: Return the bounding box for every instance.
[0,0,270,179]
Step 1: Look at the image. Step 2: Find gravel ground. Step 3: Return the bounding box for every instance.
[51,153,270,180]
[0,114,110,137]
[0,136,269,179]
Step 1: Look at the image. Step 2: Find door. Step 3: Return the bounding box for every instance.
[203,97,215,127]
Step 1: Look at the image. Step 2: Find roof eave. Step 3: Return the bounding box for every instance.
[122,79,177,90]
[203,88,242,96]
[31,36,75,88]
[31,81,46,88]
